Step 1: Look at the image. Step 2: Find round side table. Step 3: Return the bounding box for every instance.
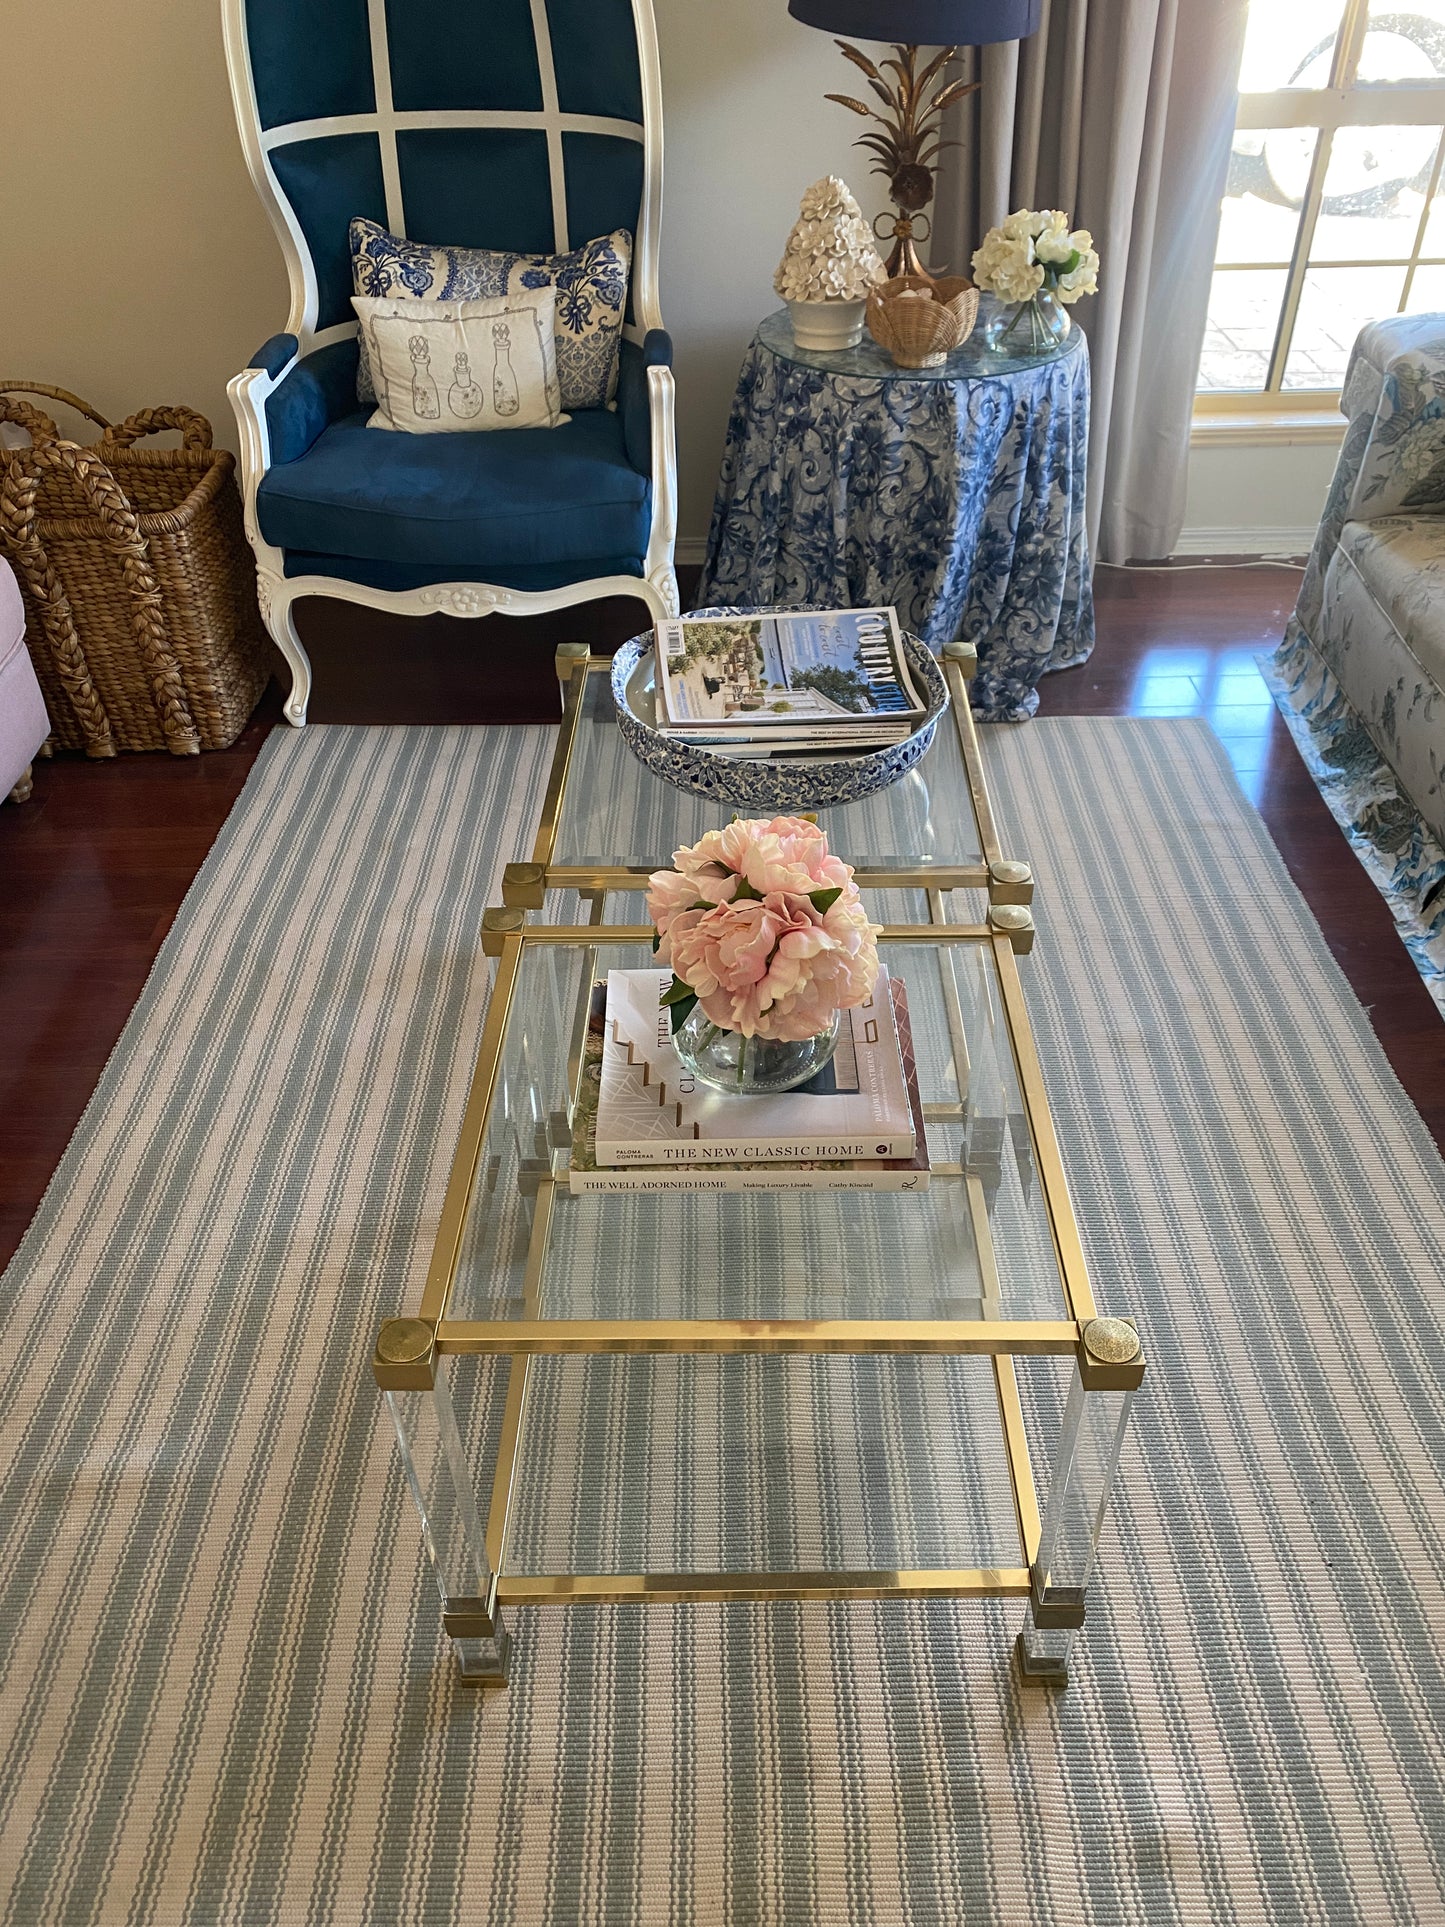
[697,299,1093,721]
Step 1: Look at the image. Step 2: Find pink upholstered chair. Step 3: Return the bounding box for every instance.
[0,558,47,802]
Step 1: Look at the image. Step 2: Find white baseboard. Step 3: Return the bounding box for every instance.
[1171,525,1315,557]
[679,529,1314,566]
[677,528,1315,572]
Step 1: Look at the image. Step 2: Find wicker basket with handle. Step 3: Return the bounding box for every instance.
[0,383,271,756]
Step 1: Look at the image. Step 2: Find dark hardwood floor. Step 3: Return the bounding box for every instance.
[2,563,1441,1270]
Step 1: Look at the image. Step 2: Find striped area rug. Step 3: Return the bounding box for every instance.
[3,717,1445,1924]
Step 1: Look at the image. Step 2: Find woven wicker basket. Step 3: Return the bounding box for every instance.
[866,274,979,368]
[0,383,271,756]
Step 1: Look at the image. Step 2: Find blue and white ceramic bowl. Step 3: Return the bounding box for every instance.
[611,618,949,813]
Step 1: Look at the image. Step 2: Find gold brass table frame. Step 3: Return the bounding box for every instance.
[374,644,1144,1692]
[495,638,1037,918]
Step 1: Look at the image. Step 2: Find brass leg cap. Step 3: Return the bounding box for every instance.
[455,1627,511,1687]
[1015,1632,1069,1689]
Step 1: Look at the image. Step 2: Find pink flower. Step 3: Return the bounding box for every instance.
[669,897,779,1011]
[648,817,880,1039]
[673,822,753,883]
[749,894,879,1039]
[646,865,705,946]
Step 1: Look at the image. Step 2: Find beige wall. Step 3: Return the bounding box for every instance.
[654,2,890,549]
[4,0,286,453]
[1179,440,1339,554]
[2,0,888,550]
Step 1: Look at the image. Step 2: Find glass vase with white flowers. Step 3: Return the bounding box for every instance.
[971,208,1100,357]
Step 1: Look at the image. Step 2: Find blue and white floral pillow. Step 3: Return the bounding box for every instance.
[349,218,631,414]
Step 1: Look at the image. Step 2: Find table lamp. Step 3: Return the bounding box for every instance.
[788,0,1042,277]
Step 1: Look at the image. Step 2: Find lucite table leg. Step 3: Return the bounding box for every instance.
[1017,1336,1138,1689]
[384,1360,510,1685]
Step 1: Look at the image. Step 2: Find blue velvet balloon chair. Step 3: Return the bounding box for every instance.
[222,0,678,725]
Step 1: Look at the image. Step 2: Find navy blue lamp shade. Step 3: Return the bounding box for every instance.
[788,0,1041,41]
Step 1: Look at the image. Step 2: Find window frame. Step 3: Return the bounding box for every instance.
[1194,0,1445,428]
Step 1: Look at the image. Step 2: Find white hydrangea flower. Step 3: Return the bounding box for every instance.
[1034,228,1075,266]
[972,207,1101,306]
[1055,234,1101,303]
[971,228,1044,303]
[1056,259,1099,302]
[1000,258,1046,302]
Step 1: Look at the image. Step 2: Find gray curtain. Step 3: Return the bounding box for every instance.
[933,0,1249,562]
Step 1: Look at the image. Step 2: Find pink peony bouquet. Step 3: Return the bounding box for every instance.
[647,816,881,1043]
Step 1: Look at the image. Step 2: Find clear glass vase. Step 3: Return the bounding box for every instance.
[983,287,1072,358]
[673,1003,842,1095]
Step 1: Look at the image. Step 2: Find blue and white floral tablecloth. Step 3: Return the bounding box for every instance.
[697,310,1093,721]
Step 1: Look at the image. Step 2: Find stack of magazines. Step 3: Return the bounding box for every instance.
[653,608,926,758]
[570,966,930,1194]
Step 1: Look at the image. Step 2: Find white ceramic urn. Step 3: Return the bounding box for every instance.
[785,297,866,352]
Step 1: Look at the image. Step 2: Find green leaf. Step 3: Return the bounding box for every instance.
[651,931,661,953]
[660,975,696,1006]
[809,886,843,915]
[732,877,761,901]
[668,991,698,1034]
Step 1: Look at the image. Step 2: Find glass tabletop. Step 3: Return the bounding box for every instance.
[549,658,988,886]
[756,299,1081,381]
[441,926,1076,1336]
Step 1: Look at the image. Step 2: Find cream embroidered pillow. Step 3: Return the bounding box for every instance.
[349,219,631,411]
[352,289,567,434]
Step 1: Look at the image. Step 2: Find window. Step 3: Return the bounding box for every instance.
[1196,0,1445,408]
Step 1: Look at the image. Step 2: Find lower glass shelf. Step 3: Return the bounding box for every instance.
[472,1352,1030,1584]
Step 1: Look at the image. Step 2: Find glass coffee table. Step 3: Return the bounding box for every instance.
[373,644,1144,1691]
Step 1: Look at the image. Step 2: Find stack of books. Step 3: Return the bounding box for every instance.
[653,608,926,759]
[569,966,929,1194]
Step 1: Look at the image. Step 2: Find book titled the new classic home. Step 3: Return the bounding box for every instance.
[592,966,916,1167]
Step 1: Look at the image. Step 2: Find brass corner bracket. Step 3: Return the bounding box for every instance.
[555,642,591,683]
[989,859,1034,907]
[502,861,547,910]
[481,905,526,957]
[374,1316,436,1390]
[1080,1316,1145,1392]
[941,637,978,680]
[988,903,1035,955]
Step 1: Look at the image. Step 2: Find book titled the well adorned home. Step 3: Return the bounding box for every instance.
[571,977,929,1193]
[592,965,916,1167]
[654,608,925,746]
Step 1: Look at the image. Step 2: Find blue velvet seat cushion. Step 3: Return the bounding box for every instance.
[256,405,650,569]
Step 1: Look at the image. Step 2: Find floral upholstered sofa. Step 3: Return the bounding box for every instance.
[1269,313,1445,1008]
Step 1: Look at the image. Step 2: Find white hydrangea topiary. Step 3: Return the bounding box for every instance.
[774,177,886,304]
